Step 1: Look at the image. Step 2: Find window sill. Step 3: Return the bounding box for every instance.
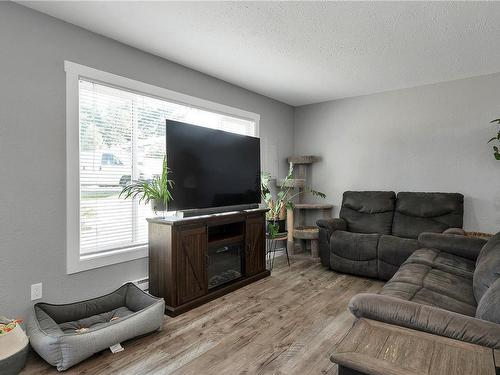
[67,245,148,274]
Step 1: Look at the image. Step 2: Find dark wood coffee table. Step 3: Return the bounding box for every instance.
[331,318,497,375]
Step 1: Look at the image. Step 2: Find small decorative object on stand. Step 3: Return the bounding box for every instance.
[487,118,500,161]
[0,316,29,375]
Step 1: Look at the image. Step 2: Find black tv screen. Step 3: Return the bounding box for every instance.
[166,120,261,211]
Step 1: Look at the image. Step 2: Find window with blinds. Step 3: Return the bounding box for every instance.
[79,79,257,257]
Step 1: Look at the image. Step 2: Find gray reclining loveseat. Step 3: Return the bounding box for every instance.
[317,191,464,280]
[349,231,500,349]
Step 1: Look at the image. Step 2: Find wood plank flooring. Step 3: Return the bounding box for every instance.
[21,254,383,375]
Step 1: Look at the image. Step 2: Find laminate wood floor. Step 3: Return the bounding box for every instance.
[22,254,383,375]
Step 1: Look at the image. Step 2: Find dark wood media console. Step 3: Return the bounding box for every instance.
[147,208,270,316]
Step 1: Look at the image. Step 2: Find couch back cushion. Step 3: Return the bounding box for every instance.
[392,192,464,239]
[473,232,500,302]
[339,191,396,234]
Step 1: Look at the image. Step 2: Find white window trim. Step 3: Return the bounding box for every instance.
[66,61,260,274]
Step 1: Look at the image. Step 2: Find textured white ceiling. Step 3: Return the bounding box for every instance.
[18,1,500,106]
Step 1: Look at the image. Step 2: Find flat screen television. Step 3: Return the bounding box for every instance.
[166,120,261,213]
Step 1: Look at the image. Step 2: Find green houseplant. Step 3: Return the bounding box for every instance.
[119,156,173,214]
[261,165,326,237]
[488,118,500,160]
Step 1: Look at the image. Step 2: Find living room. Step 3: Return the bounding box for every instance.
[1,1,499,374]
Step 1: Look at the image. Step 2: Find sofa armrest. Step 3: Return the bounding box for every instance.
[316,218,347,237]
[418,232,486,261]
[317,218,347,267]
[349,293,500,349]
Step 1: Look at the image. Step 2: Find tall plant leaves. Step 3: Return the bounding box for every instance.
[119,156,173,205]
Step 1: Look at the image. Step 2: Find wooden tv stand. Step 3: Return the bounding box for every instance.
[147,208,270,316]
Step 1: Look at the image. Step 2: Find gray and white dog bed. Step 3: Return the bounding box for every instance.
[27,283,165,371]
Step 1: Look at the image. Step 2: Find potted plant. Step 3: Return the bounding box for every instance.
[488,118,500,160]
[119,156,173,215]
[261,171,285,234]
[261,165,325,237]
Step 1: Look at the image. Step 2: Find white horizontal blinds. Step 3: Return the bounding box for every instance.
[79,80,164,255]
[179,107,257,137]
[79,79,256,257]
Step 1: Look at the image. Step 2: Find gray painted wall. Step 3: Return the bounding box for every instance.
[294,73,500,233]
[0,3,294,318]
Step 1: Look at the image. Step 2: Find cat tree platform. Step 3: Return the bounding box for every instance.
[286,155,318,165]
[293,226,320,258]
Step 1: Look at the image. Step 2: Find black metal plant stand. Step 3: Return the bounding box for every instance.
[266,231,290,271]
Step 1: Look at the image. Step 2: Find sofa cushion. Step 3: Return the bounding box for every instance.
[377,235,420,281]
[330,230,379,278]
[405,248,475,279]
[339,191,396,234]
[473,232,500,302]
[381,261,477,316]
[392,192,464,239]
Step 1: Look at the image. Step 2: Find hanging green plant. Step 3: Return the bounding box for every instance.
[488,119,500,161]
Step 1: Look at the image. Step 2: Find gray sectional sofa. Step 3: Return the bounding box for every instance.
[317,191,464,280]
[349,231,500,349]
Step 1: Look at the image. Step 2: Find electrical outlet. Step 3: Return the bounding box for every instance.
[31,283,42,301]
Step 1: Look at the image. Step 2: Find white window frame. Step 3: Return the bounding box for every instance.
[66,61,260,274]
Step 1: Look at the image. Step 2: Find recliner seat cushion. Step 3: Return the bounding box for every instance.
[339,191,396,234]
[405,248,475,279]
[330,230,379,278]
[392,192,464,239]
[381,256,477,316]
[473,232,500,302]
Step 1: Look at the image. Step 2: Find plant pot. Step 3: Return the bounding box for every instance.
[267,219,286,234]
[150,199,167,214]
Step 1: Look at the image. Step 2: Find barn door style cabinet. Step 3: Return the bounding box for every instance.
[147,209,270,316]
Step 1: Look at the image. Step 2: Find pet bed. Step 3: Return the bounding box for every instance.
[27,283,164,371]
